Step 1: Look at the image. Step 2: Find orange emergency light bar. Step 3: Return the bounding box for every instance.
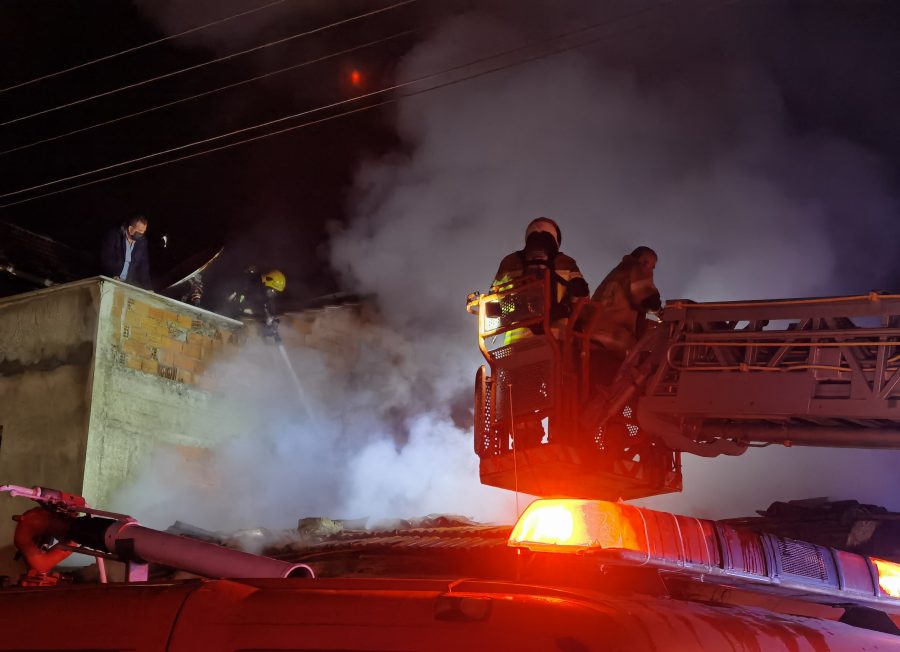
[508,499,900,614]
[508,499,647,554]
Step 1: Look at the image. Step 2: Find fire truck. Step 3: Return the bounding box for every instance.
[2,275,900,650]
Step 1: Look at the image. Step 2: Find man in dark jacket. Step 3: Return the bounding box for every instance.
[100,215,151,289]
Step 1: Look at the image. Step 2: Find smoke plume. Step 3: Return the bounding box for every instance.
[116,2,900,532]
[331,5,900,518]
[114,332,516,533]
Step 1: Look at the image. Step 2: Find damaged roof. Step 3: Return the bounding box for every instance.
[168,516,517,580]
[723,498,900,561]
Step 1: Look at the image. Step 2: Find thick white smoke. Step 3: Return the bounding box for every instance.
[331,10,900,518]
[117,4,900,532]
[114,326,516,533]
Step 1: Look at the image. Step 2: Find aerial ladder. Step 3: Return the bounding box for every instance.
[467,274,900,500]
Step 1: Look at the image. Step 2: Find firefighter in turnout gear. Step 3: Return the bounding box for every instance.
[226,267,286,341]
[490,218,589,447]
[491,217,589,343]
[585,246,661,386]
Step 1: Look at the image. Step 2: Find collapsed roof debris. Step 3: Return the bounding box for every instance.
[725,499,900,561]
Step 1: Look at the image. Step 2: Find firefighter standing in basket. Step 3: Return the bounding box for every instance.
[491,217,589,342]
[226,267,286,341]
[490,218,589,447]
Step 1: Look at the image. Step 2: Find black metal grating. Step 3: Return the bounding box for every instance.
[495,361,552,418]
[493,345,513,360]
[777,538,831,582]
[592,406,641,452]
[497,284,545,329]
[475,370,501,457]
[492,337,545,361]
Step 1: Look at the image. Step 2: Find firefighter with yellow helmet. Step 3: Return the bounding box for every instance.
[261,269,286,293]
[226,266,286,341]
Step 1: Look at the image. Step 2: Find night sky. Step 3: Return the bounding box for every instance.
[0,0,427,300]
[1,0,899,301]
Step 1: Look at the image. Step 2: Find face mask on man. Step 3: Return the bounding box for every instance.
[129,230,145,241]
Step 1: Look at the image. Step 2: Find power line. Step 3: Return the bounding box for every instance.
[0,0,732,210]
[0,1,680,207]
[0,0,418,128]
[0,2,669,202]
[0,103,395,210]
[0,0,287,95]
[0,28,419,158]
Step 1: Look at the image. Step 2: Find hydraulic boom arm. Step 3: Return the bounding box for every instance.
[625,293,900,454]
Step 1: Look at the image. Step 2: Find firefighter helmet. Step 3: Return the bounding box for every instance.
[526,217,561,246]
[261,269,286,293]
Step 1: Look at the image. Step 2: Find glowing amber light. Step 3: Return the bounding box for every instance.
[508,499,646,553]
[349,69,362,86]
[513,505,575,546]
[871,557,900,598]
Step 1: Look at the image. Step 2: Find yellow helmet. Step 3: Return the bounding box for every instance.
[261,269,286,293]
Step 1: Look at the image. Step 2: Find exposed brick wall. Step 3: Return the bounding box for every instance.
[111,287,242,387]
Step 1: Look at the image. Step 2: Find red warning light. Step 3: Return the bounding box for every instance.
[871,557,900,598]
[349,69,363,87]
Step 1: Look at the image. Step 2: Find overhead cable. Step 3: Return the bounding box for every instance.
[0,0,737,209]
[0,102,395,209]
[0,1,675,207]
[0,0,418,128]
[0,28,419,158]
[0,0,287,95]
[0,1,670,202]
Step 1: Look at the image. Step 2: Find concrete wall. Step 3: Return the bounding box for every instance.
[0,280,101,577]
[0,278,247,579]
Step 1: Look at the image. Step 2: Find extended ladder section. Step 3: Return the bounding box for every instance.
[469,281,900,500]
[638,293,900,455]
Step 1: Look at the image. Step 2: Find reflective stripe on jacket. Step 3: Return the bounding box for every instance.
[492,250,586,343]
